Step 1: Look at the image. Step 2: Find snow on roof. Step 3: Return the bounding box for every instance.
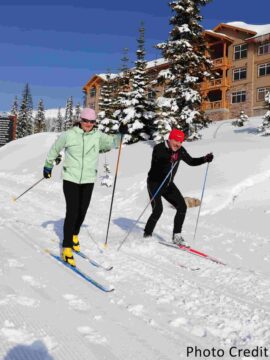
[145,58,168,69]
[226,21,270,39]
[205,29,234,42]
[98,73,119,81]
[97,58,168,80]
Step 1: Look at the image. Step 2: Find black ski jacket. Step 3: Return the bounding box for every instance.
[147,141,205,184]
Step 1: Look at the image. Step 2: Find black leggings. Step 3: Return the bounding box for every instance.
[62,180,94,248]
[144,181,187,236]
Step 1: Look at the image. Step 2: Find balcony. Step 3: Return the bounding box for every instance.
[201,100,229,111]
[201,77,231,91]
[212,57,231,68]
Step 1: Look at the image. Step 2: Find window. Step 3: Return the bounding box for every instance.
[90,87,96,97]
[233,67,247,81]
[231,91,246,103]
[257,87,270,101]
[258,42,270,55]
[234,44,248,60]
[258,63,270,77]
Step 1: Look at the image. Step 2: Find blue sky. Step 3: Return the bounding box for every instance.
[0,0,269,111]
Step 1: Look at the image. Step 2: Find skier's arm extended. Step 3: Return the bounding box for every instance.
[181,147,207,166]
[99,132,121,153]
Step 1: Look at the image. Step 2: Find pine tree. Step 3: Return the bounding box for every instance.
[16,97,28,139]
[232,110,249,127]
[34,99,46,133]
[10,96,18,116]
[16,83,34,138]
[156,0,213,140]
[258,91,270,136]
[64,96,74,130]
[98,72,119,133]
[113,48,131,128]
[152,96,174,141]
[100,159,113,187]
[55,108,64,132]
[121,22,153,143]
[75,102,81,122]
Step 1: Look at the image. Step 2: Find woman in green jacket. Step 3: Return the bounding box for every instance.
[44,108,120,267]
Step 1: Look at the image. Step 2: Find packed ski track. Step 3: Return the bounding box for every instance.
[0,117,270,359]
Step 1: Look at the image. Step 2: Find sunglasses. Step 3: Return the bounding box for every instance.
[81,118,96,124]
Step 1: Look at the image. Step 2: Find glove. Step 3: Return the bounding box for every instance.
[204,153,214,163]
[118,122,128,135]
[54,154,62,165]
[43,167,52,179]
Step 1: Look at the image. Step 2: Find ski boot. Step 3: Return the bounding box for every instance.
[62,247,76,267]
[72,235,80,252]
[172,233,189,247]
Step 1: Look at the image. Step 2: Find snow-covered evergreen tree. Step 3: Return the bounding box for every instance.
[258,91,270,136]
[75,102,81,122]
[16,83,34,138]
[64,96,74,130]
[156,0,213,140]
[232,110,249,127]
[113,48,131,128]
[34,99,46,133]
[55,108,64,132]
[152,96,174,141]
[10,96,19,116]
[100,160,113,187]
[98,72,119,133]
[120,22,154,143]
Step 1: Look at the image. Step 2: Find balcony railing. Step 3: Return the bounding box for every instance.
[201,77,231,91]
[212,57,231,68]
[201,100,229,111]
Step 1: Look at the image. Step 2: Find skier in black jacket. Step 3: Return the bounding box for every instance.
[144,128,213,246]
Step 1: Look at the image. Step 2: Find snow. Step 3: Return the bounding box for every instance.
[226,21,270,39]
[1,116,270,359]
[97,58,168,81]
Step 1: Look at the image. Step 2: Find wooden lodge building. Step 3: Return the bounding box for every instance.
[83,22,270,121]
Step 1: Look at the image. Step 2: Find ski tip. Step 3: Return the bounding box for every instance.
[12,196,16,202]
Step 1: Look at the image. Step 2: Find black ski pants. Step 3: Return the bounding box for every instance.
[144,180,187,236]
[62,180,94,248]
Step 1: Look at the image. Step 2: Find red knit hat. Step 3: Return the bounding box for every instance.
[169,129,185,142]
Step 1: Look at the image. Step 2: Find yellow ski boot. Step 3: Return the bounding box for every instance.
[62,247,76,267]
[72,235,80,252]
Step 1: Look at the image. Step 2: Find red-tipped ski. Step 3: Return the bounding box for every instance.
[159,240,226,265]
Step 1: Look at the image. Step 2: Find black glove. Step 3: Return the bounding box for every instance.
[43,167,52,179]
[54,154,62,165]
[204,153,214,163]
[118,122,128,135]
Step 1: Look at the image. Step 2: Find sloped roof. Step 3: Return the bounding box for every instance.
[204,29,234,42]
[227,21,270,39]
[214,22,270,42]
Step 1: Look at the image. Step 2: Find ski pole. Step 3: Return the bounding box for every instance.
[117,160,179,251]
[12,155,62,202]
[12,177,45,202]
[192,162,210,242]
[103,134,124,248]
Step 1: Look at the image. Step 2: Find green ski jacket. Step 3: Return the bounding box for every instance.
[45,126,120,184]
